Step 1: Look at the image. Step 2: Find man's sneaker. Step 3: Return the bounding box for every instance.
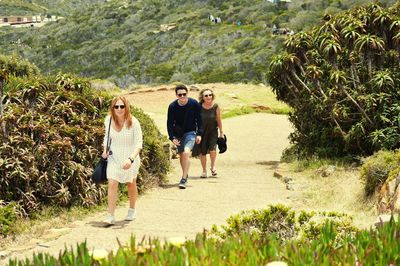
[179,178,188,189]
[103,214,115,225]
[125,208,136,221]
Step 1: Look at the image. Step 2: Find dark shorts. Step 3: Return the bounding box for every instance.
[176,131,196,153]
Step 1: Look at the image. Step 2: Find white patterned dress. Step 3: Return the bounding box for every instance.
[103,115,143,183]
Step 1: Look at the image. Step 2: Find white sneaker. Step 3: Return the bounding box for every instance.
[125,208,136,221]
[103,214,115,225]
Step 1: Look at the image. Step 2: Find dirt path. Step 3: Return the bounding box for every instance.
[4,113,294,263]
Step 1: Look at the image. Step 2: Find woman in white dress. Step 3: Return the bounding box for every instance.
[102,96,143,225]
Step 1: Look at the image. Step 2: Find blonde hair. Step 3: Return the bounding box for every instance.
[110,96,133,129]
[198,88,215,104]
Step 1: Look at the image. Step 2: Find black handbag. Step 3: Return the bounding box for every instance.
[217,134,227,154]
[91,117,112,184]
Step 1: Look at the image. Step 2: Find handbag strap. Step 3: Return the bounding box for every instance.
[106,116,112,151]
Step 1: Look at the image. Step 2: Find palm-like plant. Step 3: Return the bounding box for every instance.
[284,32,312,64]
[268,2,400,157]
[354,34,385,79]
[270,52,315,99]
[321,38,342,68]
[371,70,394,91]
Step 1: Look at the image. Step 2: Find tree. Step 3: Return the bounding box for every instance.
[268,2,400,157]
[354,34,385,79]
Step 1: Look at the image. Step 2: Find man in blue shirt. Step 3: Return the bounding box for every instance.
[167,85,203,189]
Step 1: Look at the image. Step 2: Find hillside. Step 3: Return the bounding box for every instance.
[0,0,105,16]
[0,0,396,87]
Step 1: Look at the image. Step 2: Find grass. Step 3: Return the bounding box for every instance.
[124,82,290,119]
[286,156,357,173]
[9,215,400,265]
[277,158,377,229]
[222,106,255,119]
[0,191,131,250]
[210,82,290,116]
[123,82,376,229]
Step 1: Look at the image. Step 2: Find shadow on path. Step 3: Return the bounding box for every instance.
[87,221,130,229]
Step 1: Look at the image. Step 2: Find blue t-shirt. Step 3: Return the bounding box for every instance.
[167,98,203,140]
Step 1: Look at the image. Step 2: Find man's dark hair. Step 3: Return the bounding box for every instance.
[175,85,188,94]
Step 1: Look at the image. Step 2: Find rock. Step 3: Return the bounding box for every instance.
[251,104,270,111]
[156,87,168,91]
[0,250,10,259]
[273,171,283,179]
[396,171,400,189]
[392,185,400,213]
[171,145,178,159]
[286,183,294,190]
[36,243,50,248]
[283,176,293,183]
[316,165,336,177]
[163,142,172,160]
[389,178,397,198]
[189,85,201,91]
[226,93,238,99]
[321,165,336,177]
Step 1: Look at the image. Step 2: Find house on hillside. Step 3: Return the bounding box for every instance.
[267,0,291,8]
[160,23,177,32]
[0,15,61,27]
[267,0,292,3]
[0,16,33,25]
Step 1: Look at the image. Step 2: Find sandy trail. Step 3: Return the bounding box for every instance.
[4,113,293,263]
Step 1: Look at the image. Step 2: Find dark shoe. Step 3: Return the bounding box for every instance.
[179,178,188,189]
[211,168,217,177]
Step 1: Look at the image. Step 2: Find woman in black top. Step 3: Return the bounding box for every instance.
[198,89,223,178]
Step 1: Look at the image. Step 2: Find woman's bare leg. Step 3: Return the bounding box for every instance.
[107,179,119,215]
[210,150,217,172]
[127,181,137,208]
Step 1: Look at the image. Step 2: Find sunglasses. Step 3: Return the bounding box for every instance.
[114,105,125,110]
[177,93,187,97]
[203,94,213,97]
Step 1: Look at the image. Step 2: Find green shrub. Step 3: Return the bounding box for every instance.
[0,73,169,224]
[145,63,175,83]
[360,150,399,196]
[10,207,400,266]
[0,201,19,236]
[210,204,358,244]
[0,54,40,80]
[268,2,400,157]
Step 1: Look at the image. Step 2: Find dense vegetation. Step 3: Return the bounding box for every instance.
[0,0,395,87]
[0,55,169,235]
[0,0,105,16]
[2,1,400,261]
[269,2,400,158]
[9,205,400,265]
